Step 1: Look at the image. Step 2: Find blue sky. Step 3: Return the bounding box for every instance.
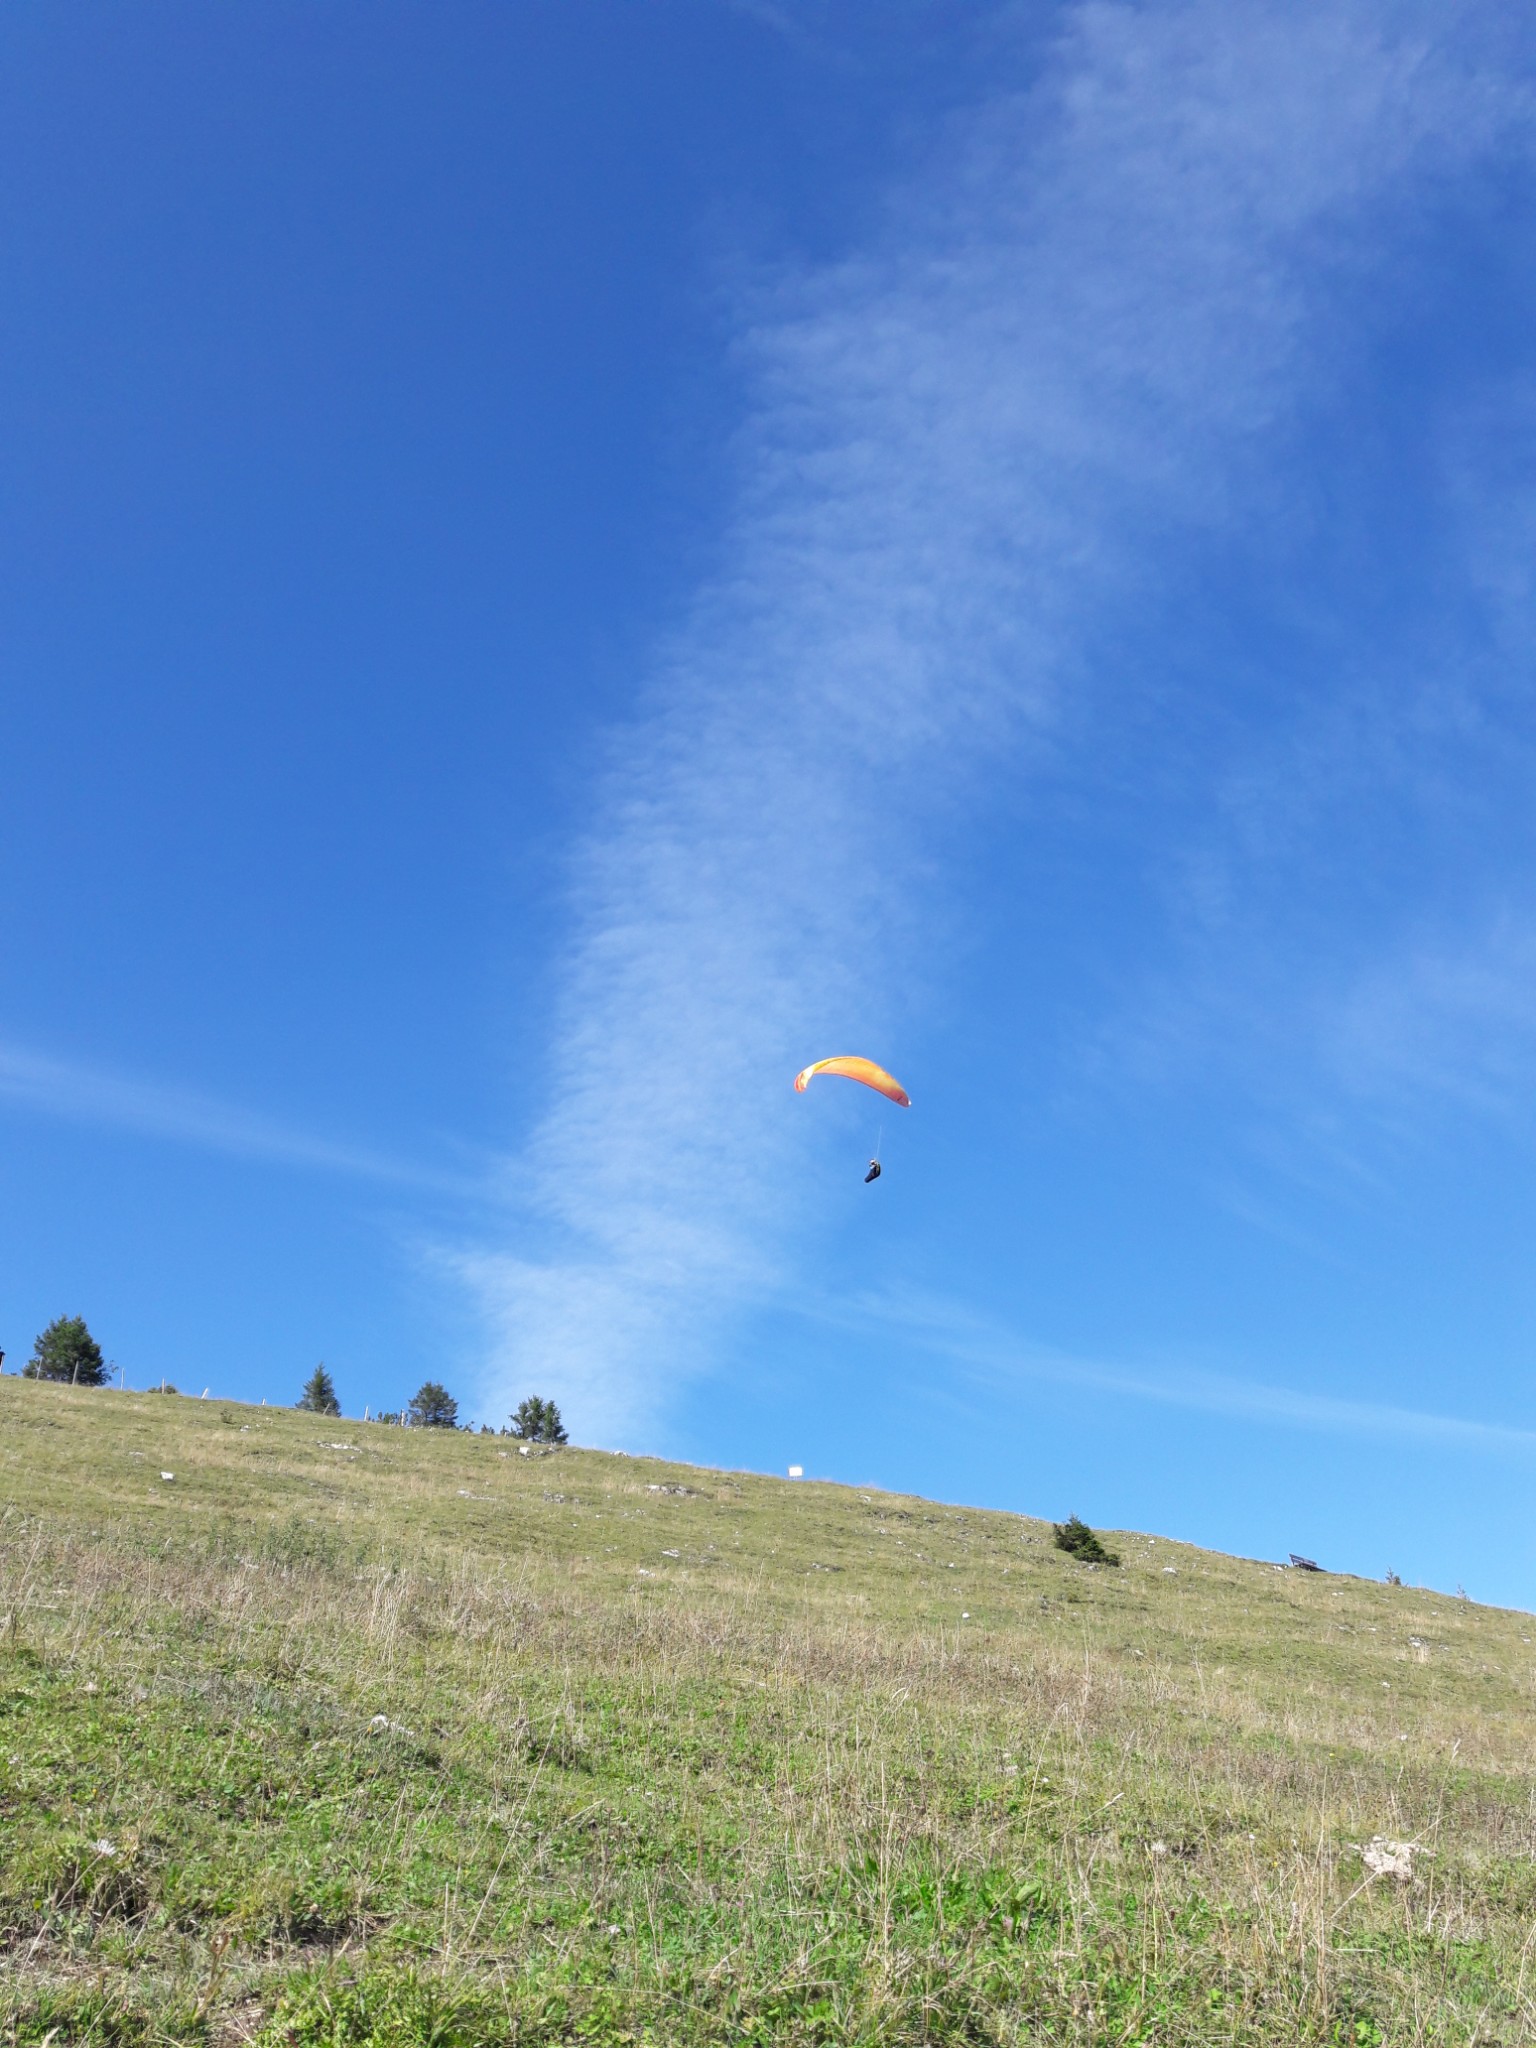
[7,2,1536,1605]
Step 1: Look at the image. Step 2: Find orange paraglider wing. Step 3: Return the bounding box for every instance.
[793,1056,911,1108]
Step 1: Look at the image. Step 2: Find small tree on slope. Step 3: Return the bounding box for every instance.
[297,1364,341,1416]
[25,1316,107,1386]
[510,1395,568,1444]
[409,1381,458,1428]
[1052,1514,1120,1567]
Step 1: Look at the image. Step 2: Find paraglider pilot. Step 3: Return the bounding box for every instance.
[792,1057,909,1189]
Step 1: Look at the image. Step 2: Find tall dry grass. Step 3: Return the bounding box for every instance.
[1,1381,1532,2042]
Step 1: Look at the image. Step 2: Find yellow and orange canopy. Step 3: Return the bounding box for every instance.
[793,1056,910,1108]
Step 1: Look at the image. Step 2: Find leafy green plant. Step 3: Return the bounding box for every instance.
[257,1968,501,2047]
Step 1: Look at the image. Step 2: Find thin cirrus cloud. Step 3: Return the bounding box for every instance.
[0,1039,475,1197]
[841,1286,1536,1462]
[1076,295,1536,1177]
[1327,917,1536,1112]
[465,0,1528,1444]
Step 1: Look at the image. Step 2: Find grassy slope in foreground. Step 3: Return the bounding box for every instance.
[2,1382,1534,2046]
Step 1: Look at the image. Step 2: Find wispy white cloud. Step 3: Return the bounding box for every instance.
[0,1039,475,1195]
[1083,182,1536,1190]
[470,0,1526,1443]
[1326,911,1536,1116]
[1294,395,1536,1139]
[717,0,824,51]
[842,1285,1536,1460]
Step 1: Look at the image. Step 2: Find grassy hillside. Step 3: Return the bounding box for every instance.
[2,1380,1533,2045]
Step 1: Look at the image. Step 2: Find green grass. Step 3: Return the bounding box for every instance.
[2,1379,1534,2044]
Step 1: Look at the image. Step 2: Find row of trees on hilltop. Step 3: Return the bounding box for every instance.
[8,1319,568,1440]
[295,1365,565,1439]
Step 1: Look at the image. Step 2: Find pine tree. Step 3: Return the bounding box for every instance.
[297,1363,341,1415]
[408,1381,458,1429]
[24,1316,107,1387]
[1052,1514,1120,1567]
[510,1395,568,1444]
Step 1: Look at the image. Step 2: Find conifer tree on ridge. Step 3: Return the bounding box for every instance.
[297,1363,341,1415]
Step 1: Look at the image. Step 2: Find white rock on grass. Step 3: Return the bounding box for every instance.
[1360,1837,1420,1881]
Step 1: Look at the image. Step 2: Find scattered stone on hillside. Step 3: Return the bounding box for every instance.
[160,1472,174,1482]
[1359,1837,1420,1882]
